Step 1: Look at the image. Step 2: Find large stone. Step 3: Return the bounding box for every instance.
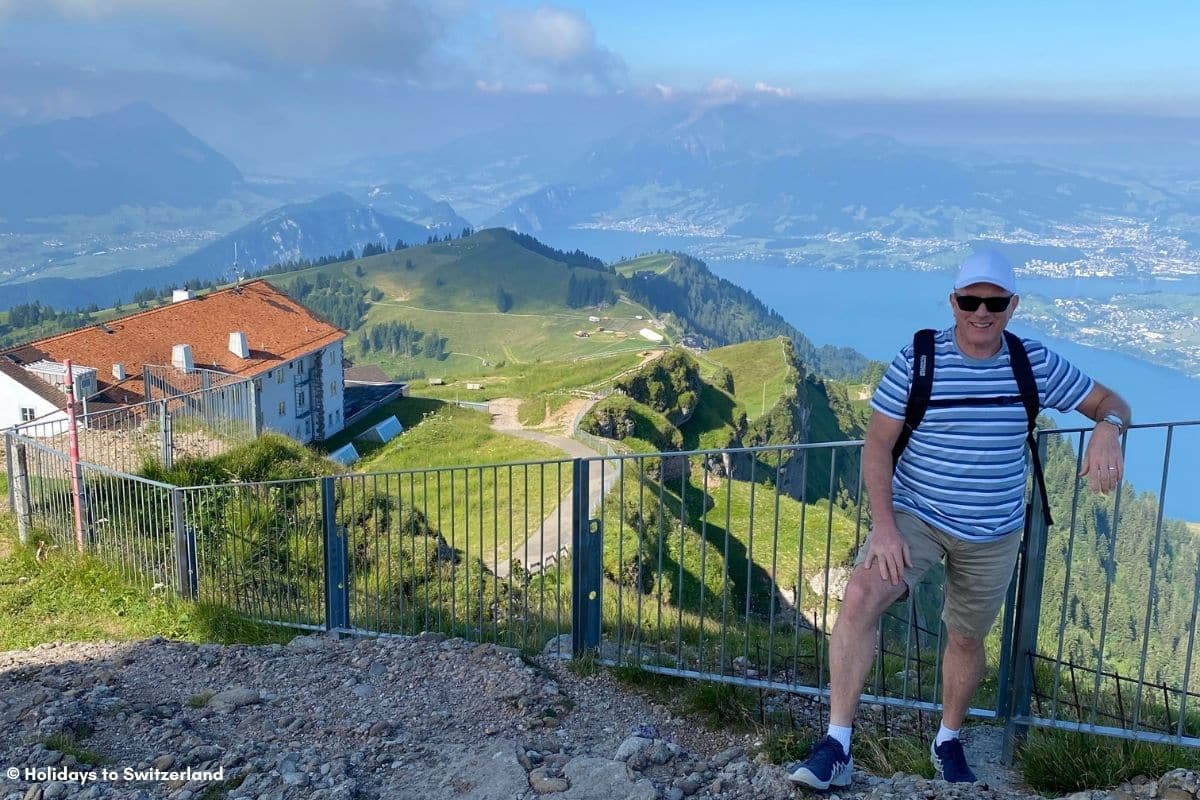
[427,741,530,800]
[529,767,570,794]
[613,736,653,762]
[206,687,262,714]
[559,757,656,800]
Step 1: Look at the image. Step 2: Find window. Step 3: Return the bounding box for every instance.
[328,412,334,427]
[296,391,307,408]
[20,407,36,422]
[328,381,338,397]
[275,370,284,385]
[278,401,286,417]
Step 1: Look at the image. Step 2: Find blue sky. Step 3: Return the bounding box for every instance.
[1,0,1197,111]
[0,0,1196,171]
[578,0,1198,106]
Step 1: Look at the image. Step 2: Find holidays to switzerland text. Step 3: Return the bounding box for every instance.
[8,766,226,785]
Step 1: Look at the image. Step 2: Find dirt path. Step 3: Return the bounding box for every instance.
[488,398,619,577]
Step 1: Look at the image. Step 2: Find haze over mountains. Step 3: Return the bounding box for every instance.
[0,103,243,224]
[2,101,1199,312]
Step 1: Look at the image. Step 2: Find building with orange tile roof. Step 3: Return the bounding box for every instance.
[1,280,348,443]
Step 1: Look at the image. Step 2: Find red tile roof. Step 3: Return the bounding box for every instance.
[2,280,345,405]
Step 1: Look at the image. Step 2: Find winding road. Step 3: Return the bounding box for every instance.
[487,397,621,578]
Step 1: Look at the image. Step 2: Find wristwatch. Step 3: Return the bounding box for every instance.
[1099,412,1125,433]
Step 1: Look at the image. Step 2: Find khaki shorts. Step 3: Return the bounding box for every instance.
[855,511,1021,640]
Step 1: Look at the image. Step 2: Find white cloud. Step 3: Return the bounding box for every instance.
[496,4,626,86]
[705,77,742,99]
[474,79,504,93]
[753,81,794,98]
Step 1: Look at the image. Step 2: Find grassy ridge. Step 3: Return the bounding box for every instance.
[708,338,794,423]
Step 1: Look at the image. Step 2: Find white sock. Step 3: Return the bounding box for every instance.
[935,723,960,747]
[826,724,852,756]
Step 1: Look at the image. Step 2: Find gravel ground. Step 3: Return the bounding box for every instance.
[1,633,1198,800]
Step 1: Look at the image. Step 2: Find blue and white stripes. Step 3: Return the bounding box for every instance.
[871,327,1093,541]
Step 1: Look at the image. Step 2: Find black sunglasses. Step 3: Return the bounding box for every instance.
[955,294,1013,313]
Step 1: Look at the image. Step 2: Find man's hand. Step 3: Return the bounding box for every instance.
[863,524,912,586]
[1079,422,1124,494]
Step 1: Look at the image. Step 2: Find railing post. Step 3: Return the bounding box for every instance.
[571,458,602,658]
[4,431,15,512]
[1003,435,1052,763]
[171,488,197,599]
[322,476,350,632]
[159,400,173,469]
[11,440,33,545]
[249,381,262,438]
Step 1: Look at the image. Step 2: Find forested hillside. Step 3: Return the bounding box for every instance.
[1037,432,1200,688]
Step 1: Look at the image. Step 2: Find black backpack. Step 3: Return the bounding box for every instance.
[890,328,1053,527]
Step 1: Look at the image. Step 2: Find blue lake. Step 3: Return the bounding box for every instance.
[706,261,1200,523]
[540,229,1200,520]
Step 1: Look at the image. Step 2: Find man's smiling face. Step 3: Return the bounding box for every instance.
[950,282,1019,359]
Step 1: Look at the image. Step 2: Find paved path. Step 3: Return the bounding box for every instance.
[488,398,621,578]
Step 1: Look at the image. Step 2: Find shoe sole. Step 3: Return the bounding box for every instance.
[787,758,854,789]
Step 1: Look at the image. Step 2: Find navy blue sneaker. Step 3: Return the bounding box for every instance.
[931,738,977,783]
[788,735,853,790]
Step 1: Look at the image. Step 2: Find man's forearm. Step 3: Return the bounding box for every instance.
[863,434,898,531]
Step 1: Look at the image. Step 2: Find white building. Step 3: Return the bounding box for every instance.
[0,280,347,443]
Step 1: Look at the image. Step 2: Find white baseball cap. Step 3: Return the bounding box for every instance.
[954,251,1016,294]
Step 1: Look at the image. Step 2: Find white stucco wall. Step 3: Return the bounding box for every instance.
[253,339,345,444]
[0,374,65,431]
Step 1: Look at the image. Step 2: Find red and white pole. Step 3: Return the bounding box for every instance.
[65,359,86,552]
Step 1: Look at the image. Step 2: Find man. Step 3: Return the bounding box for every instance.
[789,250,1130,789]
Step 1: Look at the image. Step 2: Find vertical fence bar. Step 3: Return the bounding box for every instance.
[172,488,197,599]
[322,476,349,632]
[64,359,88,552]
[571,458,601,657]
[4,432,15,511]
[1003,436,1052,763]
[12,441,33,544]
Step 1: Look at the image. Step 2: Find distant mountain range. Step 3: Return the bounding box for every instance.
[360,183,473,234]
[0,193,441,310]
[0,103,243,223]
[173,192,434,279]
[485,104,1189,240]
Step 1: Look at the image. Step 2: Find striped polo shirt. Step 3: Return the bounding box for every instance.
[870,327,1094,541]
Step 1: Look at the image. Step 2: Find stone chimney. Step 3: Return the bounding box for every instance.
[113,363,126,381]
[229,331,250,359]
[172,344,194,372]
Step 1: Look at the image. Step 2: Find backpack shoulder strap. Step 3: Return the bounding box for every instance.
[1005,331,1038,428]
[1004,331,1054,526]
[891,328,936,467]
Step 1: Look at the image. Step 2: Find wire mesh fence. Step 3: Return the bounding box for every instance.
[571,443,1000,718]
[7,410,1200,753]
[10,378,257,474]
[1008,419,1200,748]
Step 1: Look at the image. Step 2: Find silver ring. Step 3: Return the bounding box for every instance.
[1107,466,1117,470]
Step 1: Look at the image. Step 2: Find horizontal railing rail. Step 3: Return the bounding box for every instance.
[7,410,1200,756]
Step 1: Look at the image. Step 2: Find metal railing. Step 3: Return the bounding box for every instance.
[5,416,1200,756]
[8,379,259,475]
[1004,419,1200,753]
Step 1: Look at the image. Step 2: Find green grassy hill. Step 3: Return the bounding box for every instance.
[706,338,794,423]
[264,229,667,381]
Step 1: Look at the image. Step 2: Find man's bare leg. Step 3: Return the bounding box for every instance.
[829,566,908,727]
[938,629,984,731]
